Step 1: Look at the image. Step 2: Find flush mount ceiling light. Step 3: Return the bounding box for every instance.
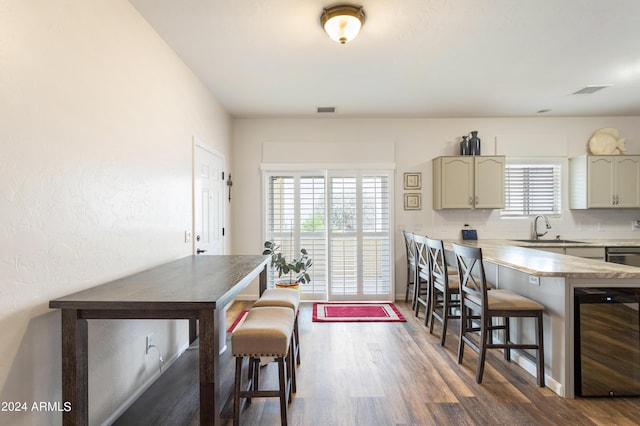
[320,4,366,44]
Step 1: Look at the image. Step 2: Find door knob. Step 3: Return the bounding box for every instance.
[196,249,207,254]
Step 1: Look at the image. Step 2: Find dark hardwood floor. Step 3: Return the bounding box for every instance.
[115,301,640,425]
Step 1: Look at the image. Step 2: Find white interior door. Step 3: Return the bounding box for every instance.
[194,139,225,255]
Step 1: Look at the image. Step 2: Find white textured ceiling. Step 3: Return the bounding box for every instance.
[129,0,640,118]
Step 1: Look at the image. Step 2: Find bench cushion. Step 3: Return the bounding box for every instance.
[252,288,300,311]
[232,306,294,357]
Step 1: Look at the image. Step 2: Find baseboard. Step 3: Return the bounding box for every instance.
[510,351,564,397]
[101,342,190,426]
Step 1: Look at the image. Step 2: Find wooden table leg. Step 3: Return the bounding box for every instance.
[189,318,198,344]
[259,264,267,296]
[199,308,220,425]
[61,309,88,426]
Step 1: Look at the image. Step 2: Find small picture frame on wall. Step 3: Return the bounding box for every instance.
[404,193,422,210]
[404,172,421,190]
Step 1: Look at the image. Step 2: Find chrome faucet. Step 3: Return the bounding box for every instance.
[533,215,551,240]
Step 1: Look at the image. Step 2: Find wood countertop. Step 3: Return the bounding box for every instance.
[442,239,640,279]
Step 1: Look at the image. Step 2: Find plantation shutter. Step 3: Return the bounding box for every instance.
[328,172,391,300]
[299,176,327,295]
[328,177,358,296]
[361,176,391,296]
[265,175,327,298]
[264,170,392,301]
[503,163,561,215]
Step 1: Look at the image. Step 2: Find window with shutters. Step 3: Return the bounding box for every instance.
[264,170,393,301]
[502,160,561,216]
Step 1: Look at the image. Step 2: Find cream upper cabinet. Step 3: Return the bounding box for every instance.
[474,156,506,208]
[433,156,505,210]
[570,155,640,209]
[614,156,640,207]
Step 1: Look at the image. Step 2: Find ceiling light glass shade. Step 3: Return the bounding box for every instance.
[321,4,365,44]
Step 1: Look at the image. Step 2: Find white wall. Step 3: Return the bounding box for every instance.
[0,1,231,425]
[231,117,640,299]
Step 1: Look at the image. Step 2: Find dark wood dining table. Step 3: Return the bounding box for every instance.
[49,254,269,425]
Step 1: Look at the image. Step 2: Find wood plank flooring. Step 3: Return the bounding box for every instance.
[115,301,640,425]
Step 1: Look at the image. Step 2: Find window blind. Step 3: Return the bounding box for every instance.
[503,163,561,215]
[265,171,392,300]
[266,175,326,296]
[361,176,391,296]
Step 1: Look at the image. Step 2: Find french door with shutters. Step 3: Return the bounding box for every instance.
[264,170,393,301]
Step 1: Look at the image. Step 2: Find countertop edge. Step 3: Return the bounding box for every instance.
[443,239,640,279]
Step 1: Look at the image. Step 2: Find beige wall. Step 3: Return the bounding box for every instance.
[0,1,231,424]
[231,117,640,300]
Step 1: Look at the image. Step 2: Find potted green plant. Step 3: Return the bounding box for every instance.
[262,240,312,289]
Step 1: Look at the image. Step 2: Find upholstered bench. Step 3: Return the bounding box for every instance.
[253,288,301,366]
[232,306,295,426]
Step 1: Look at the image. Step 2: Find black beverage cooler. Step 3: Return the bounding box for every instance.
[574,288,640,396]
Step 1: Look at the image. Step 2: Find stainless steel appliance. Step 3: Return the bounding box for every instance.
[574,288,640,396]
[606,247,640,267]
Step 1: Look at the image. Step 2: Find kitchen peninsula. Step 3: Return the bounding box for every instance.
[442,239,640,398]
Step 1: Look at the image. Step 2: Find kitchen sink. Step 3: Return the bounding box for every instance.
[514,239,584,244]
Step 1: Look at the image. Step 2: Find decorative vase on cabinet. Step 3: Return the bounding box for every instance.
[459,136,470,155]
[469,131,481,155]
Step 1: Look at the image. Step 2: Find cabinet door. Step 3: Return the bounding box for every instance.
[474,156,505,208]
[615,156,640,207]
[587,156,615,207]
[565,247,604,261]
[441,157,474,208]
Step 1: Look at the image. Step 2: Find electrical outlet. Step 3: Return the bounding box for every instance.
[633,220,640,230]
[528,275,540,286]
[185,230,192,243]
[145,333,154,355]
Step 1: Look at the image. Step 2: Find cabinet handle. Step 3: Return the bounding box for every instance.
[468,196,473,205]
[475,196,479,205]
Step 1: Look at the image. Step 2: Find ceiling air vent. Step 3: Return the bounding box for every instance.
[317,106,336,113]
[572,85,612,95]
